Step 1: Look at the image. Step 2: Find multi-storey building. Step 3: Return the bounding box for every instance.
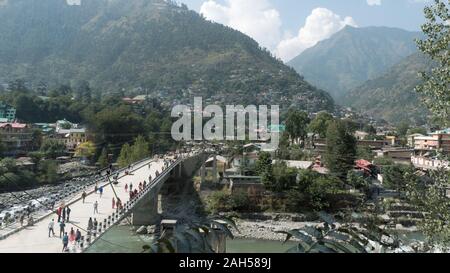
[0,122,33,156]
[413,129,450,155]
[0,102,16,122]
[55,128,88,151]
[412,129,450,170]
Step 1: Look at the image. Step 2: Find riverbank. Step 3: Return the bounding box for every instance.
[234,218,316,241]
[0,173,100,211]
[222,212,317,241]
[231,213,421,242]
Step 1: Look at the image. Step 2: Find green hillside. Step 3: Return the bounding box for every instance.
[344,53,433,125]
[0,0,333,112]
[288,26,421,101]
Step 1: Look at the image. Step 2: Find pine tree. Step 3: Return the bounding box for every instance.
[117,143,132,168]
[324,120,357,179]
[97,147,109,168]
[256,152,275,191]
[130,135,150,162]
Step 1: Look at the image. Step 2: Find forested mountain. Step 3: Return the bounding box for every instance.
[344,53,433,125]
[288,26,421,101]
[0,0,333,112]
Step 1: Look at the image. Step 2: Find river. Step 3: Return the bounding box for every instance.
[86,225,297,253]
[86,225,427,253]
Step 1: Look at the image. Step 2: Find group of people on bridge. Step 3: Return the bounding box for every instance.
[42,155,179,252]
[126,180,149,201]
[46,204,83,252]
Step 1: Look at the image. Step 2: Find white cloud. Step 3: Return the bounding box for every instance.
[367,0,382,6]
[66,0,81,5]
[275,8,357,62]
[200,1,356,63]
[200,0,282,50]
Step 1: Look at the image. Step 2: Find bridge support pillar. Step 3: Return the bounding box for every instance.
[132,191,161,226]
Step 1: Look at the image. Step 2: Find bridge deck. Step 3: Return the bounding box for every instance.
[0,158,166,253]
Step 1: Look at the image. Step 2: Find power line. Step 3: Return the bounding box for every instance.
[104,170,149,247]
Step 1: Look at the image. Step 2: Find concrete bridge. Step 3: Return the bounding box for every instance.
[0,151,211,253]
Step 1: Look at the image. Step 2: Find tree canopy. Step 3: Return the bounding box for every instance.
[324,120,357,179]
[415,0,450,126]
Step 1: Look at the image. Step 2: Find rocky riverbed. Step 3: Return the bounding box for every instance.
[228,212,421,242]
[0,171,102,220]
[234,218,318,241]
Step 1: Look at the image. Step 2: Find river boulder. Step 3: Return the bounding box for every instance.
[136,226,147,235]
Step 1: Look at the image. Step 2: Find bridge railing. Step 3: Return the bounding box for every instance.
[0,156,156,241]
[80,154,196,252]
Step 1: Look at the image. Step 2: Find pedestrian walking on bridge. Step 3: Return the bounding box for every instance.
[66,206,71,222]
[93,201,98,214]
[112,197,116,209]
[75,229,82,246]
[62,232,69,252]
[87,217,93,231]
[48,219,55,237]
[59,220,66,238]
[62,207,66,223]
[82,191,87,203]
[57,206,62,223]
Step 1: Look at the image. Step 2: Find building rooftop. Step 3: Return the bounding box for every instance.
[414,136,437,141]
[408,133,425,138]
[206,155,228,164]
[57,128,86,135]
[273,160,313,170]
[0,122,27,129]
[431,128,450,135]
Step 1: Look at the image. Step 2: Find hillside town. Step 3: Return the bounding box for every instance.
[194,119,449,198]
[0,0,448,257]
[0,102,89,160]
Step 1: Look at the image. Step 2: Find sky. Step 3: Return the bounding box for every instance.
[179,0,431,61]
[64,0,432,62]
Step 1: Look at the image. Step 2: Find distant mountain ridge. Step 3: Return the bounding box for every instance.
[288,26,422,101]
[344,52,433,125]
[0,0,333,113]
